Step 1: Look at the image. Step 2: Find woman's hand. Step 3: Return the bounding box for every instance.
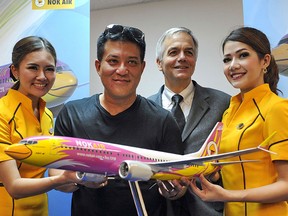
[185,174,227,202]
[50,169,108,191]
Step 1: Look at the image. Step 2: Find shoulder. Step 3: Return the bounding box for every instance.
[64,95,97,109]
[0,91,22,120]
[147,86,164,102]
[0,96,8,111]
[193,81,231,108]
[193,82,231,113]
[267,93,288,111]
[0,90,19,108]
[138,95,172,118]
[195,81,230,98]
[139,95,164,110]
[137,97,180,133]
[147,93,158,102]
[57,95,98,119]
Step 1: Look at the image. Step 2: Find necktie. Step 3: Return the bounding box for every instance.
[171,94,185,132]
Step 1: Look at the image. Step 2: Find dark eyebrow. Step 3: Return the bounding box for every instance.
[167,46,194,52]
[127,56,140,60]
[106,54,119,59]
[235,48,248,53]
[27,63,55,68]
[224,48,248,57]
[168,46,176,50]
[185,47,195,53]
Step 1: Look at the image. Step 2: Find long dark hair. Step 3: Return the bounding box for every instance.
[222,27,279,95]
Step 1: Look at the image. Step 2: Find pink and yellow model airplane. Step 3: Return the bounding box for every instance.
[4,122,275,182]
[272,34,288,76]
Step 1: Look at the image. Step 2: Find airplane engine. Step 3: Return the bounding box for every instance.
[119,160,153,181]
[76,171,107,183]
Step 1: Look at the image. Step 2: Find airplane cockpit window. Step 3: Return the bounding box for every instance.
[19,140,37,144]
[56,65,70,72]
[0,77,13,84]
[56,66,63,73]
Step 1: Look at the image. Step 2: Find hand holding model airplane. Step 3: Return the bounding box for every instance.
[4,122,275,183]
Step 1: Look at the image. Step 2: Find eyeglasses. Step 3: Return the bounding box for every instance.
[104,24,145,43]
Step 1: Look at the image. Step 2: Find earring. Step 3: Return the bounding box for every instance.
[263,68,267,74]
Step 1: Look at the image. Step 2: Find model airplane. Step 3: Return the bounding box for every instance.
[0,60,78,108]
[0,63,14,98]
[272,34,288,76]
[4,122,275,182]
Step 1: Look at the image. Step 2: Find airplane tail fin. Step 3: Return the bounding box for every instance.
[187,122,223,158]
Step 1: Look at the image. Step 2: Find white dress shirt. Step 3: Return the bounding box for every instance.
[162,81,195,121]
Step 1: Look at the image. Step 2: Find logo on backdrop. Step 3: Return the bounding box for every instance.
[32,0,75,10]
[35,0,45,8]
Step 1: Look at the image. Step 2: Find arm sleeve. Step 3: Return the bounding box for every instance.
[264,99,288,161]
[54,104,72,137]
[0,113,13,161]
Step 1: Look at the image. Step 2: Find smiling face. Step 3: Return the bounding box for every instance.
[11,49,56,103]
[157,32,196,91]
[95,40,145,102]
[223,41,270,94]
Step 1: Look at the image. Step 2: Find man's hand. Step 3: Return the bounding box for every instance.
[78,180,108,189]
[157,180,187,200]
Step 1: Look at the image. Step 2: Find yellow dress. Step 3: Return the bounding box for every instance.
[0,89,54,216]
[220,84,288,216]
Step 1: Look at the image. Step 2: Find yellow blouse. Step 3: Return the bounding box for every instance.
[0,89,53,216]
[220,84,288,216]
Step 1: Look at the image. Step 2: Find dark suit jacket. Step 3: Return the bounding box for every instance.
[148,80,231,216]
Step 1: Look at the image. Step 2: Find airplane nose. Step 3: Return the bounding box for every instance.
[4,144,32,160]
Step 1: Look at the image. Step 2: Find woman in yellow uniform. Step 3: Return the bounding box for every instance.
[0,36,81,216]
[187,27,288,215]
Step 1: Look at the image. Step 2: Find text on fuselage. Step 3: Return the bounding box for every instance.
[75,140,106,150]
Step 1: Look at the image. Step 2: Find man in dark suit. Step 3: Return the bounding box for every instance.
[148,27,230,216]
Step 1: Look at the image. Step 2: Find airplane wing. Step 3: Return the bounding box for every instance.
[146,131,276,168]
[118,132,277,181]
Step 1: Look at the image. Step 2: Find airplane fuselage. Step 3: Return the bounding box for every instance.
[5,136,219,181]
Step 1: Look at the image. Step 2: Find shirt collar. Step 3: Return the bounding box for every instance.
[162,81,194,108]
